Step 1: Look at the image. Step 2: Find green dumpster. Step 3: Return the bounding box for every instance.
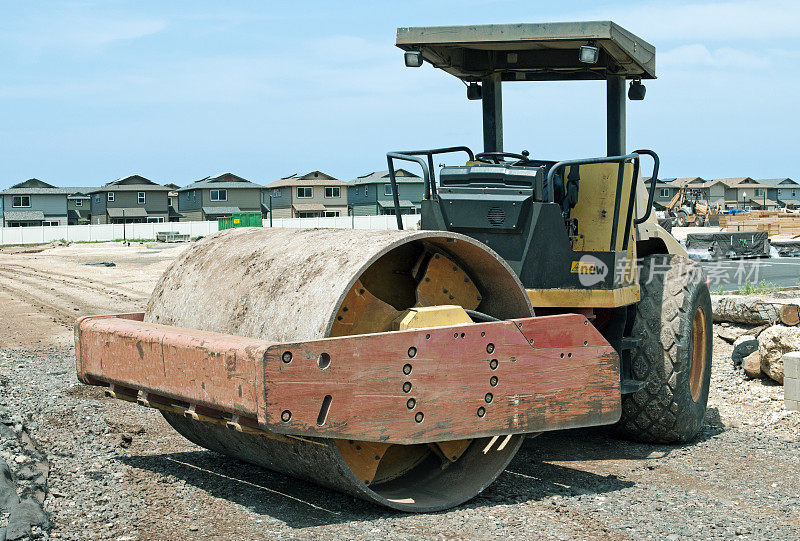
[218,212,262,231]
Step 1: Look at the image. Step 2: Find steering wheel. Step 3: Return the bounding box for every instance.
[474,150,530,165]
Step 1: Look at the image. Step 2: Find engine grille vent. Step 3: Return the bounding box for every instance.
[487,207,505,226]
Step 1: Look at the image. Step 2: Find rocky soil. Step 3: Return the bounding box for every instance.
[0,242,799,539]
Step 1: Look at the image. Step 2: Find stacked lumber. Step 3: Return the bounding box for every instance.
[718,212,800,235]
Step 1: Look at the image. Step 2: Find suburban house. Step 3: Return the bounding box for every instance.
[646,177,678,208]
[347,169,425,215]
[66,188,93,225]
[1,179,68,227]
[89,175,171,224]
[177,173,262,221]
[164,183,184,222]
[708,177,776,210]
[645,177,711,209]
[263,171,348,218]
[758,178,800,209]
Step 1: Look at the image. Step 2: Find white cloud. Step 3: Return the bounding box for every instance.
[660,44,772,69]
[575,0,800,42]
[0,15,167,56]
[63,18,168,49]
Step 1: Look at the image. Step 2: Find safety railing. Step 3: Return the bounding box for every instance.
[386,146,475,229]
[546,150,659,252]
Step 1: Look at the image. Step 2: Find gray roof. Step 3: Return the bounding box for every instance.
[89,175,171,193]
[778,198,800,205]
[1,187,69,195]
[757,178,799,188]
[4,210,45,221]
[68,209,88,220]
[107,207,148,218]
[178,173,263,192]
[351,169,422,185]
[645,177,676,187]
[378,200,416,208]
[0,188,67,195]
[265,171,346,188]
[1,178,69,195]
[397,21,656,82]
[202,206,241,215]
[65,186,95,196]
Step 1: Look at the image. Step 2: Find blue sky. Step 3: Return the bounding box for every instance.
[1,0,797,188]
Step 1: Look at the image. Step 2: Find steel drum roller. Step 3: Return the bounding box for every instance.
[145,227,532,511]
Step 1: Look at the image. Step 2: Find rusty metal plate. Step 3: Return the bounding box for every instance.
[76,315,272,419]
[262,314,620,444]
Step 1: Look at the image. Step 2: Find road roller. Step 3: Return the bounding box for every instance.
[75,21,712,512]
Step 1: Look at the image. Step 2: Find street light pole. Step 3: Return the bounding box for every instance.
[269,195,273,227]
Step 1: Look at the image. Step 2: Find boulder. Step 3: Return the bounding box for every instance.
[5,497,50,540]
[742,351,763,379]
[717,325,747,344]
[758,325,800,384]
[731,335,758,368]
[0,459,19,512]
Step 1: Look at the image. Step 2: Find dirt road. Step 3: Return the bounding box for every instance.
[0,242,188,348]
[0,241,798,540]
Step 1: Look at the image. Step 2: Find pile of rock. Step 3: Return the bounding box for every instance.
[723,323,800,383]
[0,414,51,540]
[717,323,800,385]
[714,295,800,385]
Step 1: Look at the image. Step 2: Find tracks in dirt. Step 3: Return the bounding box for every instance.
[0,264,148,327]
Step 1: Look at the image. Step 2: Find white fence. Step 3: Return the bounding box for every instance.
[0,215,421,246]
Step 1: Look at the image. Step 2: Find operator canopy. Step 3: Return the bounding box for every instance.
[396,21,655,81]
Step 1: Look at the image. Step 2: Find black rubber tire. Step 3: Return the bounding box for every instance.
[676,211,687,227]
[616,254,713,443]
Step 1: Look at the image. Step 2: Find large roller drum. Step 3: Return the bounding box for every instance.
[145,227,533,511]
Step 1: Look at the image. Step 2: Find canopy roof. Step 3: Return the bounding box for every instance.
[107,207,148,218]
[202,206,241,215]
[378,200,415,208]
[4,210,45,221]
[396,21,655,82]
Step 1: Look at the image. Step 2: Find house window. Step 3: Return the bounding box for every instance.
[42,221,59,226]
[660,188,669,198]
[167,197,173,206]
[107,192,115,202]
[323,211,340,217]
[384,184,393,196]
[75,199,83,207]
[324,187,340,198]
[12,196,30,208]
[793,190,797,197]
[210,189,227,201]
[146,217,165,223]
[778,189,782,196]
[296,211,315,218]
[297,187,313,198]
[95,195,100,203]
[754,188,763,197]
[272,189,281,197]
[138,192,146,204]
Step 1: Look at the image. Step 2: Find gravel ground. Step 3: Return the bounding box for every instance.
[0,338,798,540]
[1,242,799,539]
